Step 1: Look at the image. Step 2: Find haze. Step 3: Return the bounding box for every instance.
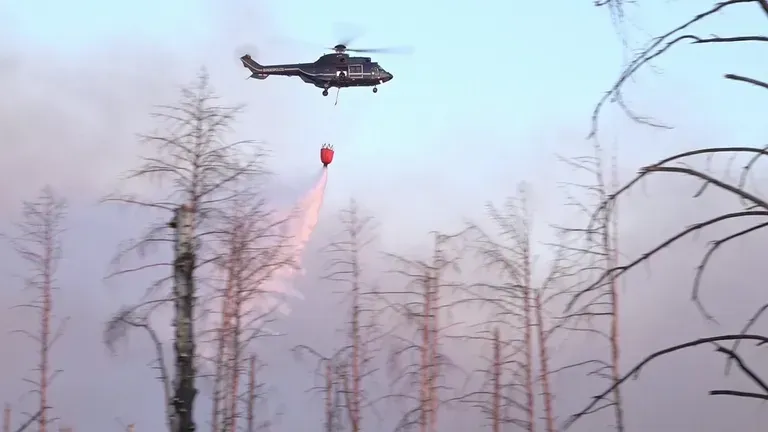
[3,0,768,431]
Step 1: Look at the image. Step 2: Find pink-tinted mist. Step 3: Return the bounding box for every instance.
[265,167,329,312]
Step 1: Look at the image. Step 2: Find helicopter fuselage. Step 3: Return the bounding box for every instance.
[240,53,393,95]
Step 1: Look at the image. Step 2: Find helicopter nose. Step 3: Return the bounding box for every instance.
[382,71,393,82]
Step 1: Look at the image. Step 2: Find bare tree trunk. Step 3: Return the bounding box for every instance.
[534,292,556,432]
[428,238,443,432]
[428,271,439,432]
[228,293,242,432]
[39,240,51,432]
[37,195,58,432]
[247,355,256,432]
[382,232,462,432]
[325,363,334,432]
[607,153,625,432]
[211,271,234,432]
[522,243,535,432]
[420,273,433,432]
[12,188,67,432]
[104,71,266,432]
[224,232,246,432]
[303,200,378,432]
[172,204,197,432]
[212,254,237,432]
[3,404,9,432]
[349,227,362,432]
[491,329,501,432]
[350,291,361,432]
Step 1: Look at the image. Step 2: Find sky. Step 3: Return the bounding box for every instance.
[3,0,768,431]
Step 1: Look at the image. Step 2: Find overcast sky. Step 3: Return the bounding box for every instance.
[3,0,768,431]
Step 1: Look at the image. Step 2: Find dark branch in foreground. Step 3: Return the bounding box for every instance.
[563,334,768,429]
[588,0,765,137]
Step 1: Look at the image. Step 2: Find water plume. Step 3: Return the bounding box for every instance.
[265,167,329,313]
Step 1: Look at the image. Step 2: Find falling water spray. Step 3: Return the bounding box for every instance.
[263,167,329,309]
[197,148,332,399]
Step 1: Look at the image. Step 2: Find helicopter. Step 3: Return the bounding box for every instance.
[240,42,406,96]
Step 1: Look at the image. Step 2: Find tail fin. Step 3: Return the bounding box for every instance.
[240,54,263,72]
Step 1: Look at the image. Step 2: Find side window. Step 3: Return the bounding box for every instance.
[349,64,363,75]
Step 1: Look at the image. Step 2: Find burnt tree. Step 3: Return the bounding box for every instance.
[291,348,345,432]
[463,184,568,431]
[565,1,768,428]
[564,148,768,429]
[555,143,625,431]
[380,232,464,432]
[321,199,380,432]
[294,199,382,432]
[3,403,10,432]
[209,196,294,432]
[10,187,67,432]
[104,70,267,432]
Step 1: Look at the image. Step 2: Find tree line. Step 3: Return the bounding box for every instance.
[1,76,628,431]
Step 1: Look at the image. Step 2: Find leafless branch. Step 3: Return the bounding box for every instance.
[588,0,765,137]
[564,334,768,429]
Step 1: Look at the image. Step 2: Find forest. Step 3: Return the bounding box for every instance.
[3,0,768,431]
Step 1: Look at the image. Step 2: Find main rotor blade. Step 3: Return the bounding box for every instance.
[334,22,366,47]
[346,46,414,54]
[234,43,260,58]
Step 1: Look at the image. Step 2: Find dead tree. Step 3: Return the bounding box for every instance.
[323,199,380,432]
[292,199,382,432]
[290,348,344,431]
[554,142,625,431]
[3,404,10,432]
[103,70,267,432]
[10,187,67,432]
[294,344,364,432]
[324,362,343,432]
[448,325,521,431]
[586,0,768,138]
[563,1,768,428]
[379,232,464,432]
[563,148,768,429]
[209,196,295,432]
[239,353,273,432]
[463,184,567,431]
